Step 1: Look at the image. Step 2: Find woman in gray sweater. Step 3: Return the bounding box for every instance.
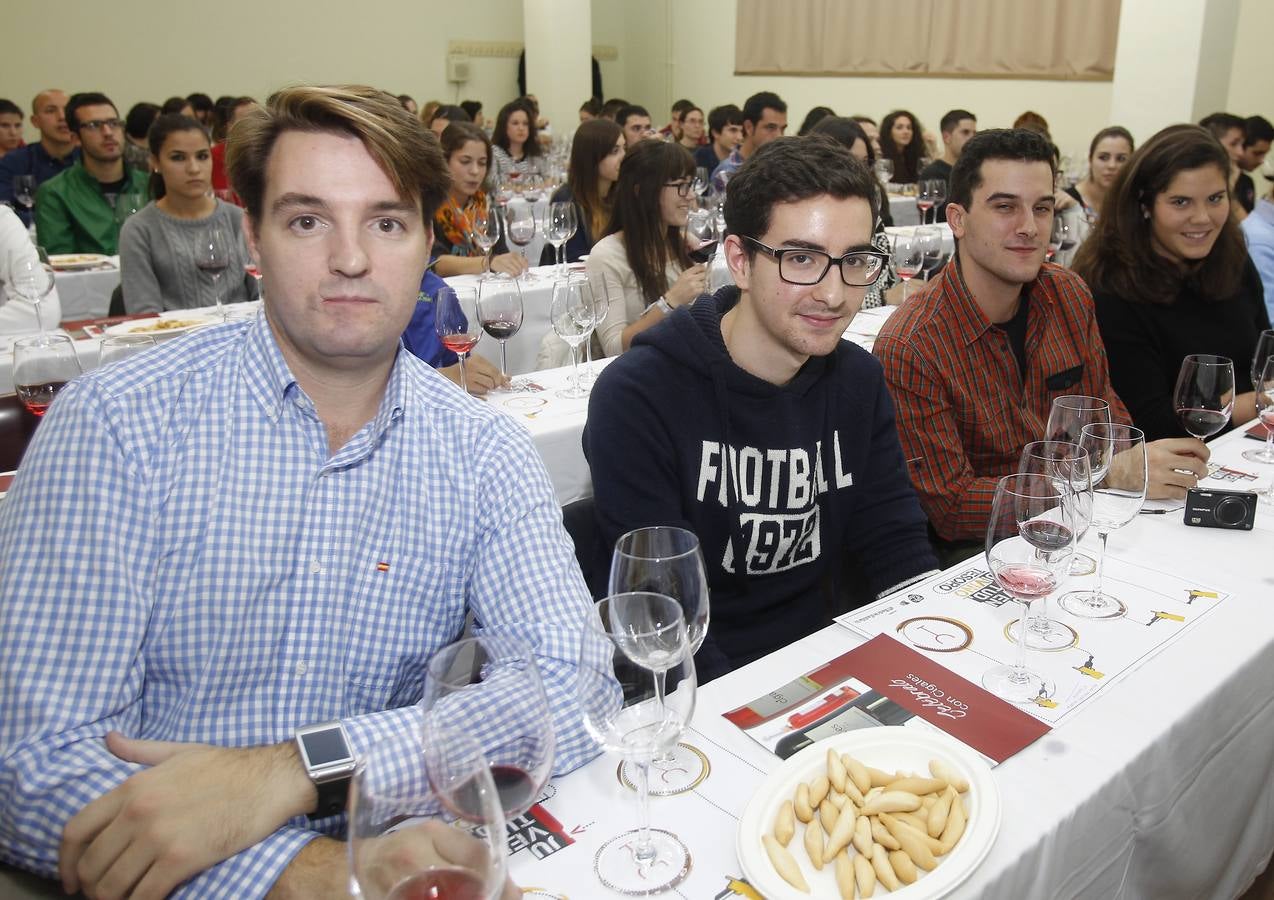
[119,114,257,313]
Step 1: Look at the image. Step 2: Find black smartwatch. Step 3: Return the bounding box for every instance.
[295,721,357,820]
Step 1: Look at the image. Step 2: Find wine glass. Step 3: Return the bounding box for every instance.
[1046,395,1111,446]
[1249,329,1274,392]
[1173,354,1234,440]
[13,334,82,417]
[914,226,943,281]
[930,180,946,221]
[477,275,523,385]
[550,275,596,399]
[12,175,36,213]
[98,334,156,367]
[348,726,508,900]
[1019,438,1095,599]
[7,250,56,337]
[982,473,1071,704]
[1243,357,1274,468]
[548,201,576,276]
[471,206,501,273]
[434,285,482,393]
[194,225,230,321]
[891,232,923,301]
[1055,213,1076,257]
[503,204,537,277]
[873,158,894,187]
[685,207,718,264]
[421,634,555,819]
[113,192,145,229]
[578,593,696,895]
[692,166,710,199]
[916,180,935,225]
[609,527,711,794]
[1058,423,1147,619]
[1046,215,1065,263]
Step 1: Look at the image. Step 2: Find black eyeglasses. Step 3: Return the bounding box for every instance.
[664,180,694,197]
[79,118,123,132]
[742,236,888,286]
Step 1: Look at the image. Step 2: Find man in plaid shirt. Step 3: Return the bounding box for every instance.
[875,128,1209,547]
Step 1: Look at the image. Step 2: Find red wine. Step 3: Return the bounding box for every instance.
[490,764,539,814]
[995,564,1057,599]
[1019,520,1072,553]
[386,869,486,900]
[1177,407,1229,439]
[440,335,480,355]
[688,240,718,264]
[482,320,520,340]
[16,380,67,417]
[196,260,228,274]
[897,265,922,279]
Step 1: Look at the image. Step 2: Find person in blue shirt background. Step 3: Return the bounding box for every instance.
[402,268,509,394]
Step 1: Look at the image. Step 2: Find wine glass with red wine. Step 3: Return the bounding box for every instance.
[477,276,523,384]
[1174,354,1234,440]
[194,225,230,321]
[434,286,482,393]
[348,727,508,900]
[13,334,82,417]
[422,633,556,820]
[981,473,1073,705]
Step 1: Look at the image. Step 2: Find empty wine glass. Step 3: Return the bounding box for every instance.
[7,250,56,337]
[1249,329,1274,393]
[1046,395,1111,446]
[982,473,1071,704]
[548,201,577,276]
[477,275,523,384]
[13,334,82,417]
[1058,423,1147,620]
[434,286,482,393]
[1243,357,1274,468]
[113,192,145,229]
[930,179,946,221]
[1046,215,1066,262]
[578,593,696,895]
[550,275,596,399]
[194,225,230,320]
[914,226,943,281]
[1174,354,1234,440]
[12,175,36,212]
[348,726,508,900]
[421,634,555,820]
[873,158,894,187]
[471,206,501,272]
[610,527,711,795]
[98,334,157,366]
[891,232,923,301]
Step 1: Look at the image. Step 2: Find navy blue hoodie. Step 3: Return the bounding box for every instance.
[583,287,937,679]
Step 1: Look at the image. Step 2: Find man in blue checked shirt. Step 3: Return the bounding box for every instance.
[0,86,602,899]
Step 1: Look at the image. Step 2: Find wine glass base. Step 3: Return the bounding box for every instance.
[1069,552,1097,576]
[1005,617,1079,652]
[1241,447,1274,464]
[556,385,590,400]
[1058,591,1127,619]
[618,743,710,796]
[594,828,691,895]
[981,664,1055,705]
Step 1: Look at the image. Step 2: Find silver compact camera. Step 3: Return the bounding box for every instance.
[1183,487,1257,530]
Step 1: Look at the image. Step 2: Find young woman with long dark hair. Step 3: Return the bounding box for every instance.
[879,109,927,184]
[490,99,546,186]
[1073,123,1270,439]
[540,118,624,265]
[1065,126,1135,222]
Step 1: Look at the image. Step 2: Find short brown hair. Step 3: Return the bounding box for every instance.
[227,84,450,225]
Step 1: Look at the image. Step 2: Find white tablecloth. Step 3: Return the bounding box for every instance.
[53,258,120,320]
[505,425,1274,898]
[889,194,920,226]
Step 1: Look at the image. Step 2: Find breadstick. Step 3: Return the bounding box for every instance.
[871,843,901,891]
[854,853,877,897]
[774,799,796,846]
[763,834,811,892]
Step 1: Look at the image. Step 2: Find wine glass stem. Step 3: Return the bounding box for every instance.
[1012,599,1032,675]
[33,298,45,338]
[498,340,509,379]
[569,341,580,386]
[458,353,468,393]
[1092,531,1110,602]
[632,756,655,862]
[1264,428,1274,458]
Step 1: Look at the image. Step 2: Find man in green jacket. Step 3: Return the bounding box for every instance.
[34,93,149,255]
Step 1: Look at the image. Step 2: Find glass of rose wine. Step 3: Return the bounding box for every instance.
[1173,354,1234,440]
[13,334,82,417]
[434,286,482,393]
[891,232,923,301]
[421,633,555,820]
[348,726,508,900]
[982,473,1074,704]
[916,180,935,225]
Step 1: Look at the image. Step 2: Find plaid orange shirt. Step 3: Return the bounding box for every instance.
[873,259,1130,541]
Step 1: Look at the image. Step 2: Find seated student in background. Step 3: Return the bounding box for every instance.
[119,114,258,313]
[426,104,469,138]
[0,98,26,159]
[695,104,743,174]
[585,137,937,679]
[711,92,787,191]
[402,267,509,396]
[0,205,61,333]
[209,96,258,200]
[878,110,927,185]
[919,109,976,223]
[34,92,150,255]
[1064,126,1134,223]
[874,128,1210,549]
[122,102,159,171]
[1235,116,1273,215]
[0,90,76,227]
[489,99,547,186]
[675,104,706,152]
[584,140,705,357]
[539,117,624,265]
[1074,124,1269,440]
[1240,179,1274,322]
[432,122,529,278]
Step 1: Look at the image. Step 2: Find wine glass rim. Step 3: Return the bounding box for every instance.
[587,593,686,641]
[995,472,1067,499]
[1079,422,1144,442]
[13,333,74,350]
[1052,394,1109,411]
[423,632,537,685]
[1020,440,1090,463]
[613,525,702,561]
[1181,353,1233,367]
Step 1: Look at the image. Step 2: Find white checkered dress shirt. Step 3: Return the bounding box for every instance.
[0,315,601,896]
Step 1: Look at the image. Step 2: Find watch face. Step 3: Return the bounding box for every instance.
[301,728,351,767]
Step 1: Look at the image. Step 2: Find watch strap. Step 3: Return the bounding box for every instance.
[310,773,350,820]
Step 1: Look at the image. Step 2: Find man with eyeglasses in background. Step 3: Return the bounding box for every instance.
[34,92,149,254]
[585,136,937,682]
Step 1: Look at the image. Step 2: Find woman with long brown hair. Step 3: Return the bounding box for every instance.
[586,140,706,356]
[1073,123,1270,439]
[540,118,624,264]
[879,109,927,184]
[1065,126,1135,222]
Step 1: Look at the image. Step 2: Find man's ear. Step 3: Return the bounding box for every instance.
[242,212,262,268]
[723,234,750,291]
[946,203,968,241]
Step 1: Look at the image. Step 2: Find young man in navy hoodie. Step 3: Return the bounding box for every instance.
[584,136,938,680]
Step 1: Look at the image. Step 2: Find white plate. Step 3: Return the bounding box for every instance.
[49,253,111,271]
[102,316,219,339]
[736,726,1000,900]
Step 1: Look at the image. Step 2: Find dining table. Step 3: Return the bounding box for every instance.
[50,256,121,320]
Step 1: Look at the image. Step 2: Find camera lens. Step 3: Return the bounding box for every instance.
[1215,496,1247,527]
